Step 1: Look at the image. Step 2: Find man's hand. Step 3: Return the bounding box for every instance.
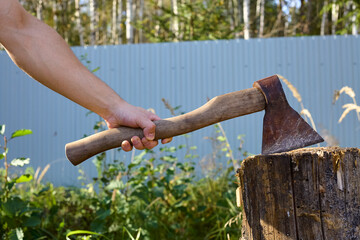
[0,0,172,152]
[103,101,172,152]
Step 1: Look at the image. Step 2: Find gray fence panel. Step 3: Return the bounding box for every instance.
[1,36,359,186]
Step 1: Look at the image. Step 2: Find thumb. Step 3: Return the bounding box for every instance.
[137,118,156,141]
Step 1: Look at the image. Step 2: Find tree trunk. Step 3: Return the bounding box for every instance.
[331,0,339,35]
[53,0,58,31]
[89,0,97,45]
[36,0,43,20]
[75,0,84,46]
[259,0,265,37]
[243,0,250,39]
[351,1,358,35]
[60,0,69,43]
[255,0,260,36]
[117,0,122,44]
[321,0,328,36]
[231,0,239,37]
[138,0,144,43]
[256,0,261,20]
[305,0,312,34]
[171,0,179,41]
[126,0,133,43]
[228,0,235,33]
[344,1,351,31]
[237,147,360,240]
[154,0,163,38]
[282,0,288,36]
[132,0,138,43]
[111,0,117,44]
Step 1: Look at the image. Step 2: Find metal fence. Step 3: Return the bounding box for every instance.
[1,35,359,185]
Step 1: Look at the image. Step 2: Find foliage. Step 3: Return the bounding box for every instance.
[12,0,359,47]
[135,0,241,42]
[0,123,242,239]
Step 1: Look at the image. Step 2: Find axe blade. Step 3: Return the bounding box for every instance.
[254,76,324,155]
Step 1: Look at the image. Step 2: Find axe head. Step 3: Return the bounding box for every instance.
[254,76,324,155]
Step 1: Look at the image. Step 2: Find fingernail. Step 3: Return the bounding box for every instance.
[163,138,172,144]
[148,133,155,140]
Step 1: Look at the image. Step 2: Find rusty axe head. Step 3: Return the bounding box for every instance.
[253,75,324,155]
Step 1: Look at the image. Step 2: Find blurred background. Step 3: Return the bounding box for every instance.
[0,1,360,239]
[1,0,359,185]
[5,0,359,45]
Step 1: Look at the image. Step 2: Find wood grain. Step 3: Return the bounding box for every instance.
[238,147,360,240]
[66,87,266,165]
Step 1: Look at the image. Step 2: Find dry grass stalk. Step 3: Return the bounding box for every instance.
[339,103,360,123]
[111,171,123,202]
[300,109,317,131]
[224,211,242,240]
[34,167,41,181]
[216,122,239,170]
[161,98,176,116]
[333,86,360,122]
[333,86,356,102]
[277,74,318,133]
[37,164,50,184]
[277,74,302,103]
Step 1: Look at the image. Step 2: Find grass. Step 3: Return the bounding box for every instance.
[333,86,360,123]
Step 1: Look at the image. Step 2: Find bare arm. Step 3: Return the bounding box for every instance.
[0,0,171,151]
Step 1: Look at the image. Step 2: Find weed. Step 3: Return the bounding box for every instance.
[333,86,360,123]
[277,74,318,132]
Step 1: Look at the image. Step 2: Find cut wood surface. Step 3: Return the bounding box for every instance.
[237,147,360,240]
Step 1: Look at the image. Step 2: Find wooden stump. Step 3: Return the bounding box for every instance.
[237,147,360,240]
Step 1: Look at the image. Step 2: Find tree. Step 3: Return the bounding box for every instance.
[243,0,250,39]
[257,0,265,37]
[171,0,179,40]
[126,0,133,43]
[75,0,84,45]
[117,0,123,44]
[36,0,43,20]
[12,0,357,47]
[321,0,328,35]
[89,0,97,45]
[332,0,339,35]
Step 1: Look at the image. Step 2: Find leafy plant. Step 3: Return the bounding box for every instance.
[0,125,44,239]
[0,105,243,239]
[0,125,33,198]
[136,0,241,42]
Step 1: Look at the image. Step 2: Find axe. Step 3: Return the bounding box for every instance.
[65,75,324,166]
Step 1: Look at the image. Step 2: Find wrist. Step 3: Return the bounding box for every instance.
[99,96,127,122]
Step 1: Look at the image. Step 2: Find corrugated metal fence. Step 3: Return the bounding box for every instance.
[1,35,359,185]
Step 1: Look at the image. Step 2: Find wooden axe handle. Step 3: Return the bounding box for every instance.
[66,87,265,165]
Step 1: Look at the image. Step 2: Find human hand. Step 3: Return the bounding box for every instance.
[103,101,172,152]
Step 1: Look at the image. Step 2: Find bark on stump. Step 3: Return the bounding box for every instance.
[237,147,360,240]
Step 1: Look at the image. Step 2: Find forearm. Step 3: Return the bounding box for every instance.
[0,1,124,118]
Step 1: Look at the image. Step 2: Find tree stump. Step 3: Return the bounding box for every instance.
[237,147,360,240]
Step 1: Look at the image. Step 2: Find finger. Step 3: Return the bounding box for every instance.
[136,118,156,141]
[161,138,173,144]
[121,140,133,152]
[148,112,161,121]
[142,137,159,149]
[131,136,145,150]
